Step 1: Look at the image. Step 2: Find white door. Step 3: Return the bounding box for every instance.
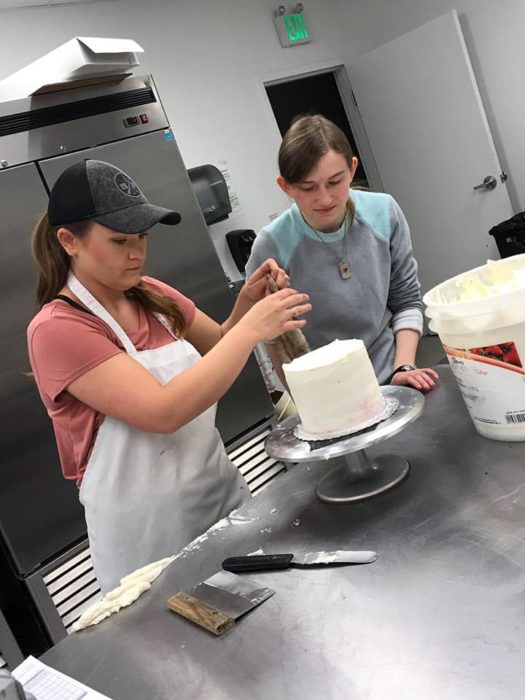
[349,10,514,295]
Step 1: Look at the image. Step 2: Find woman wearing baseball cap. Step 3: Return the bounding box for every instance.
[28,159,311,593]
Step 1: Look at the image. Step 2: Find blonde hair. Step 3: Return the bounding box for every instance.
[30,213,188,336]
[278,114,356,220]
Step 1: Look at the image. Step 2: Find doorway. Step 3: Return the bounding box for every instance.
[265,70,370,187]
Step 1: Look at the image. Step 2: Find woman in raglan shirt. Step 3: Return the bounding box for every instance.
[245,114,438,392]
[27,159,311,593]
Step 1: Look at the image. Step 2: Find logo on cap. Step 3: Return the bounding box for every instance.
[115,173,141,197]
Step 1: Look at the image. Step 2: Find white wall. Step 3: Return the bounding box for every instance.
[1,0,524,279]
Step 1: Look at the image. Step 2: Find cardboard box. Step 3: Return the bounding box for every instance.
[0,37,144,102]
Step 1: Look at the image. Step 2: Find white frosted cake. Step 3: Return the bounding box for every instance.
[283,339,385,436]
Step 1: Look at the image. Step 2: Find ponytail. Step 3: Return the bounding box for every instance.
[126,284,188,337]
[30,213,86,307]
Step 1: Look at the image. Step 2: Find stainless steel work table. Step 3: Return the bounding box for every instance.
[41,366,525,699]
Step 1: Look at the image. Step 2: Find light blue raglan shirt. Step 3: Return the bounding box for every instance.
[245,190,423,384]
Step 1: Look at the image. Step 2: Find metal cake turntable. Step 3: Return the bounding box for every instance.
[265,386,425,504]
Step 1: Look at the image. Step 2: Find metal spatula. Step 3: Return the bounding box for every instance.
[168,570,275,636]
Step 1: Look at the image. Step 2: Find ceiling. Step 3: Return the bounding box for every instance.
[0,0,106,9]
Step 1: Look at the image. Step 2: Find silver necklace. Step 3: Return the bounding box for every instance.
[306,210,352,280]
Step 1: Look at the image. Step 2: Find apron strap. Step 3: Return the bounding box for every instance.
[55,294,95,316]
[68,273,139,355]
[67,274,180,355]
[153,312,178,339]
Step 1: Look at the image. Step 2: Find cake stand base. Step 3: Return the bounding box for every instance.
[264,386,424,505]
[315,450,410,503]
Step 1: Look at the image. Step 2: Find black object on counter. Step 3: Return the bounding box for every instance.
[222,551,377,572]
[489,211,525,258]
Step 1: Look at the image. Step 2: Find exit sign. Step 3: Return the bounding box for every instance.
[274,10,312,47]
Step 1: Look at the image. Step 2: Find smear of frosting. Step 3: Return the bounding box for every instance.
[73,556,174,631]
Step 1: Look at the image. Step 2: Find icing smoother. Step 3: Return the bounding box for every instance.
[283,339,385,434]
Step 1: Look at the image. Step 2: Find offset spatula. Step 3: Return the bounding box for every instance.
[168,570,275,636]
[222,550,378,573]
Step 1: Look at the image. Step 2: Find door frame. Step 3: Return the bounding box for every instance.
[258,59,384,192]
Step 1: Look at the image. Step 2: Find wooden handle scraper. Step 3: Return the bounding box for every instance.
[168,570,275,636]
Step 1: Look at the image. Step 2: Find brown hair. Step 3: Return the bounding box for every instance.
[278,114,356,219]
[30,213,188,336]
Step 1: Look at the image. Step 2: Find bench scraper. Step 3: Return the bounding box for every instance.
[168,570,275,636]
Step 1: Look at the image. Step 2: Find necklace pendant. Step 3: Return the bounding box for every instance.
[339,258,352,279]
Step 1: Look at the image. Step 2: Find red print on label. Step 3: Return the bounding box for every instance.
[470,341,522,368]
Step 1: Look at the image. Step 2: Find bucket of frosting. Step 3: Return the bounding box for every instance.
[423,253,525,441]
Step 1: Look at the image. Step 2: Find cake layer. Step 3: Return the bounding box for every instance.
[283,339,385,435]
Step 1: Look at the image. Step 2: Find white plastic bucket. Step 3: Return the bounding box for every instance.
[423,254,525,441]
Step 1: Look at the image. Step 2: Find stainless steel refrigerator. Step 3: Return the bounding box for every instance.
[0,74,282,657]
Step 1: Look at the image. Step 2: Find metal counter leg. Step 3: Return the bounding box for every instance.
[315,449,410,503]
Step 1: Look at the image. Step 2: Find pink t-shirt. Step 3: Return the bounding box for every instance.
[27,276,196,486]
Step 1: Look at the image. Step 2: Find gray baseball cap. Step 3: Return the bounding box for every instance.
[47,159,181,233]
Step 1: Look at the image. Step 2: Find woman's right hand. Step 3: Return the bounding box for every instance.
[238,287,311,345]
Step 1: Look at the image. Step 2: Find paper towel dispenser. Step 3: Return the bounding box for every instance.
[187,164,232,225]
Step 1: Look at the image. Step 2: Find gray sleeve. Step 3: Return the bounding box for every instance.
[244,230,282,279]
[387,198,424,334]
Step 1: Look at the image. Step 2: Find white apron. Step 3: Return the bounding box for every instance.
[69,274,249,593]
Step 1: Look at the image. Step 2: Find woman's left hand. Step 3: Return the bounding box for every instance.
[243,258,289,302]
[390,367,439,392]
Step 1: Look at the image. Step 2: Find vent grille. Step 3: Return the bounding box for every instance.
[42,547,102,635]
[228,425,285,494]
[0,87,156,138]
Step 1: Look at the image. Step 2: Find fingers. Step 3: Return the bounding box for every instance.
[279,290,311,313]
[408,375,432,392]
[416,368,439,386]
[424,368,440,379]
[260,258,279,273]
[247,270,289,302]
[270,290,311,329]
[289,302,312,319]
[255,258,280,281]
[285,318,308,331]
[272,287,302,300]
[393,368,438,392]
[273,269,290,289]
[245,260,278,290]
[265,275,279,295]
[245,265,290,303]
[258,259,290,290]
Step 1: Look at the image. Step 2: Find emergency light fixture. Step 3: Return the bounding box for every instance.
[273,4,312,47]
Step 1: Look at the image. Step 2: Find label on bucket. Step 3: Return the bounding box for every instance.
[444,341,525,425]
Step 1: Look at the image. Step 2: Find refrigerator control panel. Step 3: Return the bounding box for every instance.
[123,113,149,127]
